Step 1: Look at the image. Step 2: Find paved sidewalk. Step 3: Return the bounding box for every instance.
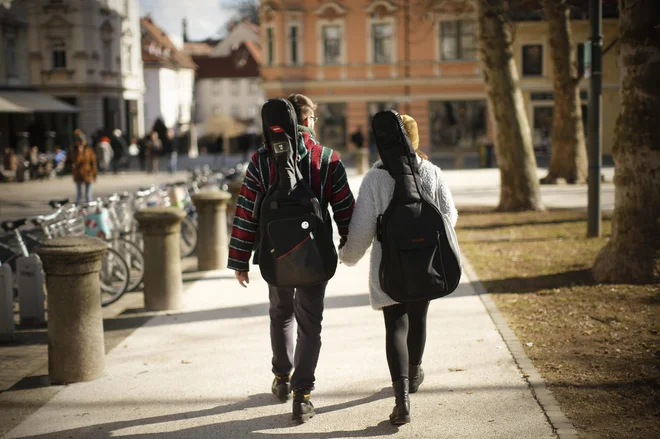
[2,252,555,438]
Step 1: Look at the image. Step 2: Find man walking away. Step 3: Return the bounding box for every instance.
[350,126,364,149]
[228,94,355,423]
[111,129,127,174]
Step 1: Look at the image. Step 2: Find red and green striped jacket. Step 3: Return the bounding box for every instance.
[228,126,355,272]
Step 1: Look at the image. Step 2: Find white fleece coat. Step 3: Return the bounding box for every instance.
[338,158,458,310]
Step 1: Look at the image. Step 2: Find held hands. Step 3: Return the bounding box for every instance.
[235,271,250,288]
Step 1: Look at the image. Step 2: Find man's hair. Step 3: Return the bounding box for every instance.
[287,94,317,123]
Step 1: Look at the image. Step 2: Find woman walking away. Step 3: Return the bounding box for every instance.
[339,115,458,425]
[71,131,97,204]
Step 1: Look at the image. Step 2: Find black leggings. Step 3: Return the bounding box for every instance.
[382,301,430,382]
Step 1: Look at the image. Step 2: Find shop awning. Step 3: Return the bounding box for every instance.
[0,91,79,113]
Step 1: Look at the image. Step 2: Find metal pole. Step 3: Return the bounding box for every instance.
[587,0,602,238]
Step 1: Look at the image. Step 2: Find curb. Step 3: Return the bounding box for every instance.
[462,257,580,439]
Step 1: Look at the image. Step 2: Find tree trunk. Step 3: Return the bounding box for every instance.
[541,0,588,184]
[477,0,544,211]
[592,0,660,284]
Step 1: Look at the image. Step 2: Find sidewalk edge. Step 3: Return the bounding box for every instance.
[461,256,580,439]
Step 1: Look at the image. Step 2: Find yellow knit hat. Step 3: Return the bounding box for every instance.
[401,114,419,151]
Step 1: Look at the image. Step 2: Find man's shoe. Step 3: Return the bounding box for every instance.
[292,390,315,423]
[271,375,291,402]
[409,364,425,394]
[389,378,411,425]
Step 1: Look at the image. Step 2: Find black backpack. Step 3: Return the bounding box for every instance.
[372,110,462,302]
[253,98,338,287]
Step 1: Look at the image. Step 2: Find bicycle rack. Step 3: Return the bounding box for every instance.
[0,264,14,341]
[16,254,45,327]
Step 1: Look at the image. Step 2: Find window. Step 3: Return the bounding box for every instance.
[5,31,17,79]
[231,105,241,119]
[440,20,476,61]
[322,25,341,65]
[212,105,221,116]
[125,44,133,73]
[52,40,66,69]
[266,27,274,65]
[103,40,112,71]
[577,43,585,78]
[231,80,240,96]
[249,81,259,95]
[289,25,300,65]
[372,23,393,64]
[522,44,543,76]
[429,101,487,149]
[212,80,222,96]
[317,103,347,151]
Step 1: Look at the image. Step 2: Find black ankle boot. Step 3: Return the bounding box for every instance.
[292,389,315,423]
[409,364,425,394]
[271,375,291,402]
[389,378,411,425]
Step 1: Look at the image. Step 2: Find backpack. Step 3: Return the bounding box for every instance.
[253,98,338,287]
[372,109,462,302]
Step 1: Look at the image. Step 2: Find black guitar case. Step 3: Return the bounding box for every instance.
[255,98,337,287]
[372,109,462,302]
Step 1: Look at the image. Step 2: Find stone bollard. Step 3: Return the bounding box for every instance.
[0,264,14,342]
[355,148,370,175]
[36,236,108,384]
[134,208,185,311]
[192,191,232,271]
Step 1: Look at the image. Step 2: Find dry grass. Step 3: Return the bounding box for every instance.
[456,208,660,439]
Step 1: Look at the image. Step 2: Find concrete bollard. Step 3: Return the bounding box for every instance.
[134,208,185,311]
[355,148,370,175]
[192,191,232,271]
[36,236,108,384]
[0,264,14,342]
[16,254,45,326]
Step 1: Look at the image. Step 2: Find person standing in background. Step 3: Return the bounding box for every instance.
[71,131,97,204]
[110,129,127,174]
[147,131,162,174]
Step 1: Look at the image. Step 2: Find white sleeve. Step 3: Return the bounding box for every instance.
[338,171,379,266]
[435,167,459,228]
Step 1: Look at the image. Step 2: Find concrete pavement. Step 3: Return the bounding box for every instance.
[2,257,554,439]
[0,165,568,439]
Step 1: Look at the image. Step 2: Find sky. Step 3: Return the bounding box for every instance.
[138,0,235,42]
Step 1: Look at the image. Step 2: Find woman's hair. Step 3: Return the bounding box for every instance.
[287,94,317,122]
[401,114,428,160]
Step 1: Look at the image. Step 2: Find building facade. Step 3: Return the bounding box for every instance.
[185,21,265,152]
[140,16,196,141]
[260,0,620,156]
[25,0,145,140]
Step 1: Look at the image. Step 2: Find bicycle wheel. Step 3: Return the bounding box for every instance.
[180,216,198,258]
[111,238,144,292]
[99,247,130,306]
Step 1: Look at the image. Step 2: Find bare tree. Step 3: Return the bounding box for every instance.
[540,0,588,184]
[592,0,660,284]
[223,0,259,26]
[478,0,544,211]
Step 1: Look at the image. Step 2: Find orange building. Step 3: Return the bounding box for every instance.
[260,0,620,156]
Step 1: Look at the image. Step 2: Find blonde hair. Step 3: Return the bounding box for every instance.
[401,114,428,160]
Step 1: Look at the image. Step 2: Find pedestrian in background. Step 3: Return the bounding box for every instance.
[1,147,18,182]
[167,128,178,173]
[350,126,364,149]
[147,131,162,174]
[111,129,127,174]
[95,136,113,174]
[71,131,97,204]
[128,137,139,170]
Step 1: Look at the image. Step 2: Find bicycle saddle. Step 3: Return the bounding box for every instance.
[49,198,70,209]
[2,218,28,232]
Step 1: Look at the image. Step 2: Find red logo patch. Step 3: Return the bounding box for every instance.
[270,125,284,133]
[412,238,425,243]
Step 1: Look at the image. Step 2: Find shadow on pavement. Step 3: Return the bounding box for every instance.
[11,389,395,439]
[102,293,371,332]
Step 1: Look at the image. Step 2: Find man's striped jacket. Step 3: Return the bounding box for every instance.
[228,126,355,273]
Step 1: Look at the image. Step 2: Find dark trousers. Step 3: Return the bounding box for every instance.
[382,301,431,382]
[269,282,327,391]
